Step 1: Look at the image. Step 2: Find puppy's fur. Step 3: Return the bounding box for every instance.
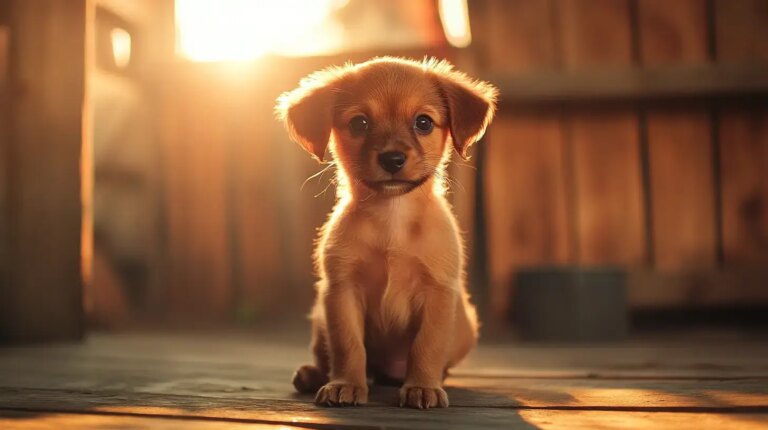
[276,57,497,409]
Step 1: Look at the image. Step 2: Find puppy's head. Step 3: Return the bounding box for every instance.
[276,57,497,197]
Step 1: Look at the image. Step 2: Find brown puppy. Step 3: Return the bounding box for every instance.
[276,57,497,409]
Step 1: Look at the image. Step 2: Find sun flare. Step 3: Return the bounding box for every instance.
[175,0,345,61]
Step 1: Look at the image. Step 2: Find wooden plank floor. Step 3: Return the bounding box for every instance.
[1,328,767,429]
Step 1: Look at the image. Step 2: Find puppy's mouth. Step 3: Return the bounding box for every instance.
[362,176,430,196]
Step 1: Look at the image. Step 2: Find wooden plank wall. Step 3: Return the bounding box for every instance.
[480,0,768,320]
[0,0,86,341]
[160,64,301,321]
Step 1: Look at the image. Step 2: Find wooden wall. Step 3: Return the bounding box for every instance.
[0,0,86,341]
[478,0,768,319]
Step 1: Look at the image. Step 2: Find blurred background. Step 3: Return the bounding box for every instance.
[1,0,768,341]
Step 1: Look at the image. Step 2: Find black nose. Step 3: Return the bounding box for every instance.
[378,151,406,174]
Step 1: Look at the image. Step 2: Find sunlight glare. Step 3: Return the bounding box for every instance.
[176,0,344,61]
[110,27,132,68]
[438,0,472,48]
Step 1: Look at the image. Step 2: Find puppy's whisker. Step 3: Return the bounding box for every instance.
[302,162,337,191]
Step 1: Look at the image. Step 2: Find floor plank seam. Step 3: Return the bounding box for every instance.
[0,407,384,430]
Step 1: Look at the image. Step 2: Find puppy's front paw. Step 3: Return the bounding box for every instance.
[399,385,449,409]
[315,382,368,407]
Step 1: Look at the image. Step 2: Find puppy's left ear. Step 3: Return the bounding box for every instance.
[275,70,341,162]
[436,71,498,159]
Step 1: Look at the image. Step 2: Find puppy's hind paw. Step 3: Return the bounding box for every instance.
[315,382,368,407]
[399,385,449,409]
[292,364,329,394]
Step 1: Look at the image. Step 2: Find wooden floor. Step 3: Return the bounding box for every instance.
[1,327,767,429]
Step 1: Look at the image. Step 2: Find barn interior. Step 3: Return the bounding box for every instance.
[1,1,768,429]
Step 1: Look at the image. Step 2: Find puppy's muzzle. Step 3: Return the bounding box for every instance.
[378,151,406,174]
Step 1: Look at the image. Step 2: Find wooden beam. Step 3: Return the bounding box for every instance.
[488,64,768,106]
[629,267,768,307]
[0,22,9,318]
[0,0,86,342]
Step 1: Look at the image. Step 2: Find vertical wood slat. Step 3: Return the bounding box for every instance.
[0,23,9,319]
[716,0,768,265]
[567,112,645,264]
[1,0,86,341]
[559,0,647,265]
[559,0,634,68]
[486,115,571,298]
[638,0,717,271]
[482,0,569,320]
[719,109,768,265]
[162,68,233,319]
[715,0,768,62]
[227,82,285,319]
[485,0,559,72]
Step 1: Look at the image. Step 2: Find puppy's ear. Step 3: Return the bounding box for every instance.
[276,70,341,162]
[433,66,498,159]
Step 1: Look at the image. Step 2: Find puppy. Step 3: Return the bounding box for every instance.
[276,57,497,409]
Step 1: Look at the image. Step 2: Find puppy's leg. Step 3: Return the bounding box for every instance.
[400,287,456,409]
[315,285,368,406]
[293,318,330,394]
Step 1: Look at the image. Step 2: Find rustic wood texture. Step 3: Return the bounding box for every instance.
[484,0,559,72]
[558,0,646,265]
[638,0,709,64]
[715,0,768,62]
[638,0,717,271]
[559,0,634,69]
[715,0,768,266]
[0,333,767,429]
[479,0,570,320]
[568,112,646,265]
[0,23,9,314]
[0,0,85,341]
[629,267,768,306]
[486,115,571,317]
[162,68,234,319]
[487,64,768,106]
[646,111,717,269]
[719,108,768,265]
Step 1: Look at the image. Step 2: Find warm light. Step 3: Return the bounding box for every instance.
[175,0,344,61]
[110,27,131,68]
[438,0,472,48]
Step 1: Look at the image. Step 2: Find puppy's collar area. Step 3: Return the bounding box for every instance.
[361,175,431,197]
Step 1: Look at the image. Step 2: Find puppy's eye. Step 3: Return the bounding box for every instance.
[349,116,369,135]
[414,114,434,134]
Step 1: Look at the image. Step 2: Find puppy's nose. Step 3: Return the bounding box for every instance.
[378,151,406,174]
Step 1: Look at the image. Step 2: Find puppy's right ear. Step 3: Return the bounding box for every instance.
[276,71,340,162]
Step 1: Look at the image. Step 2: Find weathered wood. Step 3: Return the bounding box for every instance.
[1,333,767,429]
[638,0,717,272]
[0,0,86,342]
[638,0,709,64]
[715,0,768,267]
[519,410,768,430]
[715,0,768,62]
[559,0,633,69]
[719,107,768,265]
[480,0,569,320]
[484,0,559,72]
[162,66,235,319]
[0,22,10,321]
[629,267,768,307]
[0,410,303,430]
[488,64,768,106]
[568,112,646,265]
[485,115,571,319]
[646,110,717,269]
[557,0,646,265]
